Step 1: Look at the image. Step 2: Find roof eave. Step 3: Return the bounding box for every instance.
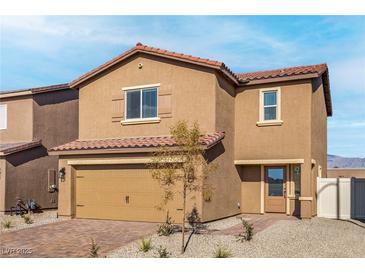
[0,140,42,156]
[49,136,224,156]
[0,84,71,99]
[238,72,320,86]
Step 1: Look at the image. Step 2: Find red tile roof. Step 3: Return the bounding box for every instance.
[49,132,225,152]
[0,140,42,155]
[237,64,328,81]
[70,43,238,87]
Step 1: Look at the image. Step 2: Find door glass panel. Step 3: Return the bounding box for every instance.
[267,168,284,196]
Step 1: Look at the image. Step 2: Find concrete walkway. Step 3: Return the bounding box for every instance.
[216,213,297,235]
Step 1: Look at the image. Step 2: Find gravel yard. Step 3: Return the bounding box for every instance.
[0,210,66,234]
[108,217,365,258]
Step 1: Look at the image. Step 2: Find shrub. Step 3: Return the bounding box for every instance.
[187,206,201,229]
[214,245,231,258]
[157,245,170,258]
[236,218,254,242]
[157,212,175,236]
[1,219,12,229]
[139,238,152,253]
[89,238,100,258]
[22,214,34,224]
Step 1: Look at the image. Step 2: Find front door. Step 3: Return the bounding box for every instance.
[265,166,286,213]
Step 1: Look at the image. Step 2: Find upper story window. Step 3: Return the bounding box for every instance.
[263,91,277,120]
[123,84,159,123]
[0,104,7,130]
[257,87,282,126]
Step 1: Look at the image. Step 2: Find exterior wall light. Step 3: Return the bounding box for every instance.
[59,167,66,182]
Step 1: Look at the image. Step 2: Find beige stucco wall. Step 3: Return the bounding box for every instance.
[238,165,261,213]
[78,53,216,140]
[0,96,33,143]
[0,89,79,212]
[235,80,312,160]
[202,73,241,221]
[5,147,58,210]
[235,80,315,218]
[310,77,328,216]
[33,89,79,149]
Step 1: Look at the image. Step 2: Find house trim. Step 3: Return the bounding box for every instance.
[258,87,281,124]
[67,157,184,166]
[122,83,160,91]
[234,159,305,165]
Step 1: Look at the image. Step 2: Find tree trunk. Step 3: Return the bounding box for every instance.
[181,188,186,253]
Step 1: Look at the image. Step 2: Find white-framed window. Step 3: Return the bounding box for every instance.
[0,104,7,130]
[259,87,281,123]
[123,84,159,121]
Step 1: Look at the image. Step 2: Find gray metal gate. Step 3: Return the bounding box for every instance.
[351,178,365,220]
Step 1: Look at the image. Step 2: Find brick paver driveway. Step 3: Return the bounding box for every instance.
[0,219,156,258]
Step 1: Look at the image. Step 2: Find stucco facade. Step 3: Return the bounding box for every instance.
[0,87,78,212]
[50,43,331,222]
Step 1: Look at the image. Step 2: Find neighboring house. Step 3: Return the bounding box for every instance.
[328,168,365,179]
[49,43,332,222]
[0,84,78,213]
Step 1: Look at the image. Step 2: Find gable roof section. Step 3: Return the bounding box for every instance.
[70,43,239,88]
[237,64,327,82]
[69,43,331,116]
[49,132,225,154]
[0,83,70,99]
[0,140,42,156]
[0,43,331,116]
[237,63,332,116]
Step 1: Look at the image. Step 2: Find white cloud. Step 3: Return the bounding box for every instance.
[0,16,296,70]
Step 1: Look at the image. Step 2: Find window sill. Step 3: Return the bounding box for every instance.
[121,118,161,126]
[256,120,283,127]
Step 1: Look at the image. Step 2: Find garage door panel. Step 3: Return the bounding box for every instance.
[75,165,183,222]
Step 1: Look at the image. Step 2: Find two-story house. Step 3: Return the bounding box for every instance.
[50,43,332,222]
[0,84,78,213]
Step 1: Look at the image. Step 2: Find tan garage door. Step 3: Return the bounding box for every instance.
[75,164,183,222]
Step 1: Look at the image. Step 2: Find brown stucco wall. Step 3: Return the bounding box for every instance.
[327,168,365,178]
[310,77,328,216]
[202,73,241,221]
[1,89,79,212]
[33,89,79,149]
[235,80,315,218]
[4,146,58,210]
[78,53,216,140]
[234,80,312,160]
[238,165,261,213]
[0,96,33,143]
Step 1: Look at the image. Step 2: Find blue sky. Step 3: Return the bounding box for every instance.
[0,16,364,157]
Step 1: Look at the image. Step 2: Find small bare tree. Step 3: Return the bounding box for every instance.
[149,121,216,253]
